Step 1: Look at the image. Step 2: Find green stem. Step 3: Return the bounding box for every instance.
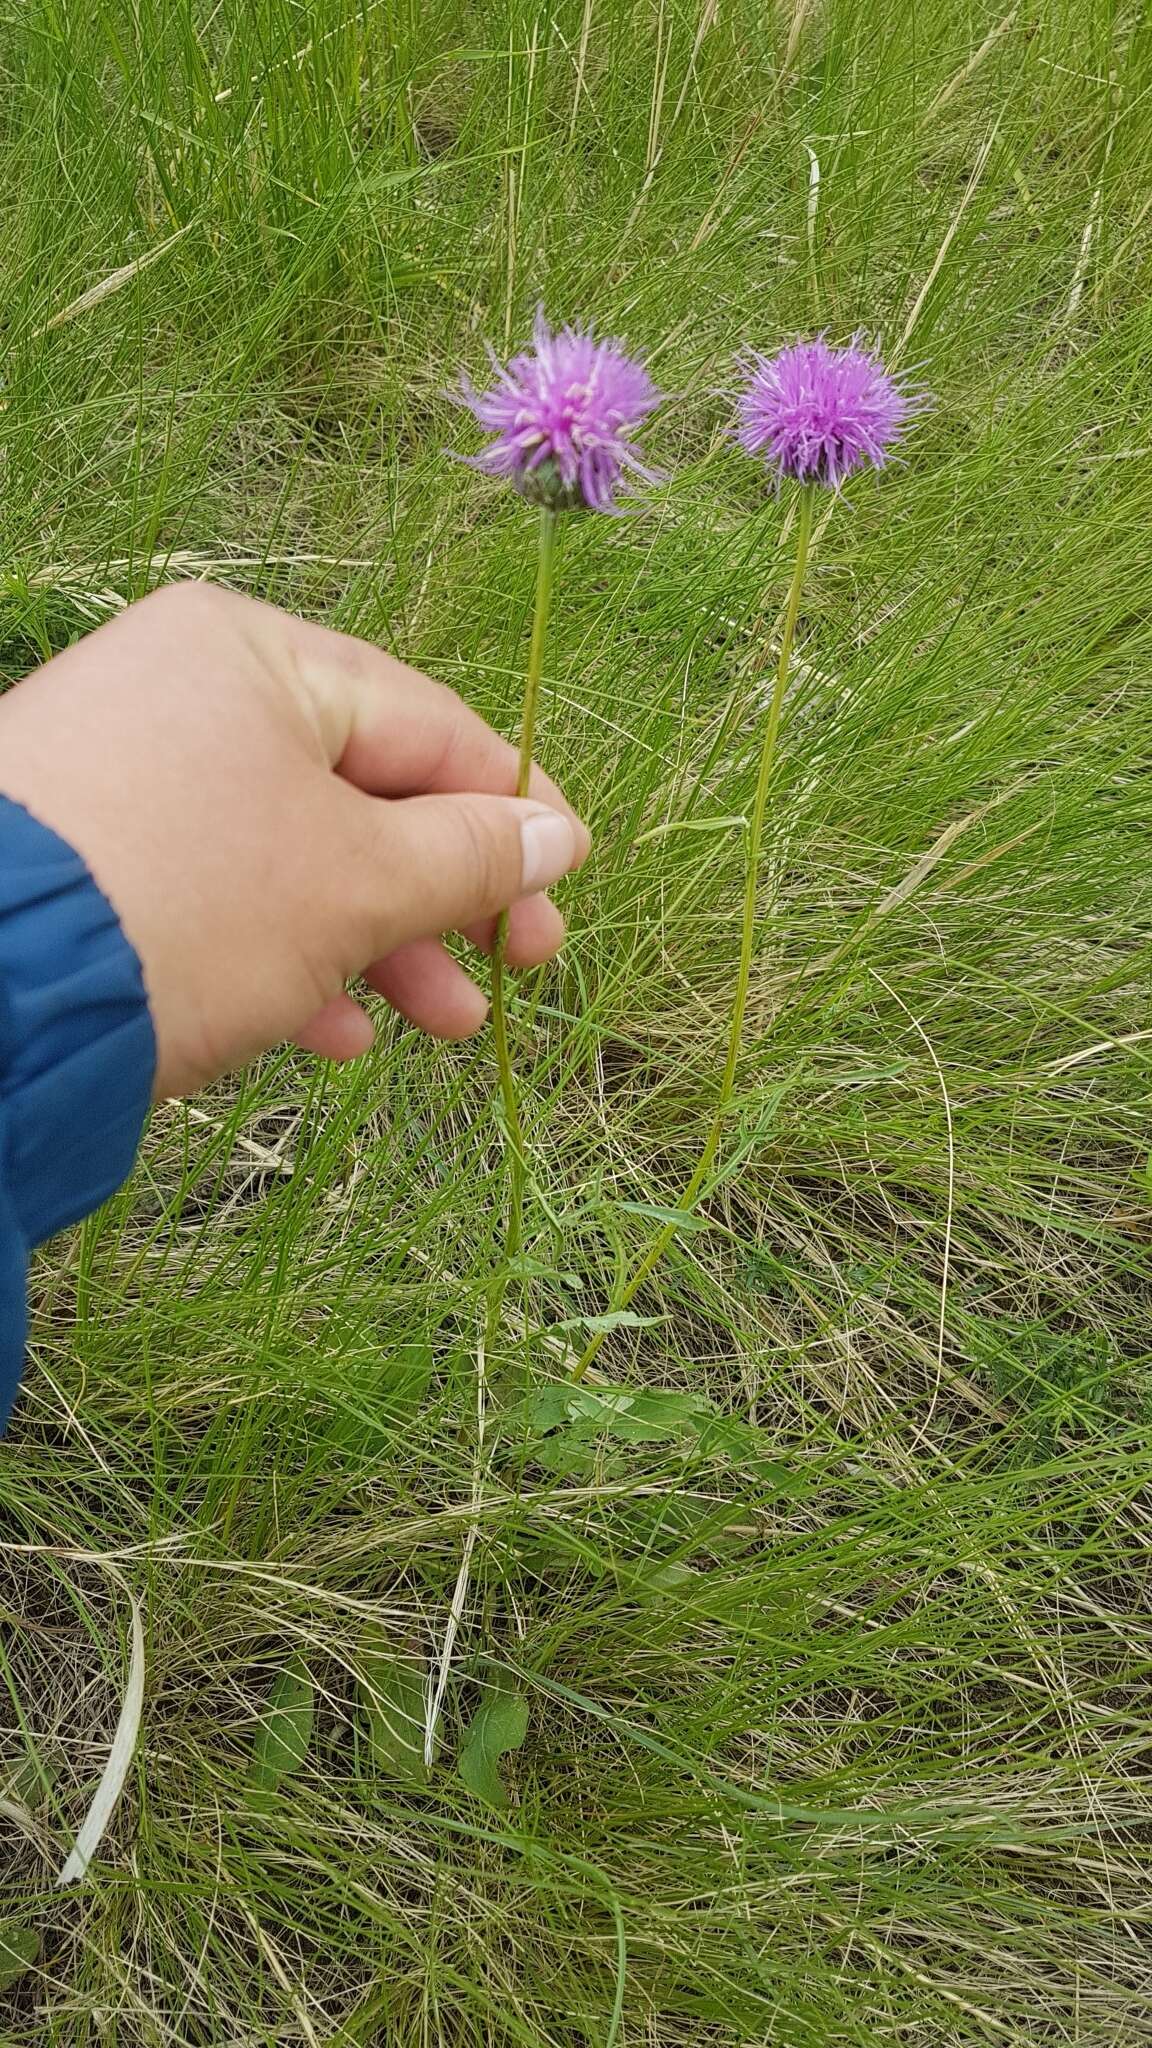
[490,506,559,1294]
[570,484,817,1383]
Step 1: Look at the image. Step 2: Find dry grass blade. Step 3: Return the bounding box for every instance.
[57,1574,145,1886]
[925,8,1019,120]
[33,227,192,336]
[895,118,1002,357]
[423,1335,488,1767]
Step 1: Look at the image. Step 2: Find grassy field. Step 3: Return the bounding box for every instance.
[3,0,1152,2040]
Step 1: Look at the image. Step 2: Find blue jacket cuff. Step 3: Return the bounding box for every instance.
[0,794,156,1430]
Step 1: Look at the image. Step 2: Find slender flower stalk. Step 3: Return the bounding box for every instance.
[570,489,815,1380]
[489,505,558,1273]
[455,310,663,1319]
[571,337,918,1384]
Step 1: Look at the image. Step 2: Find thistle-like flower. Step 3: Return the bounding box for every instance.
[456,310,663,512]
[736,336,916,489]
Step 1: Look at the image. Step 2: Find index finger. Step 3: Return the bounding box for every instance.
[286,614,582,826]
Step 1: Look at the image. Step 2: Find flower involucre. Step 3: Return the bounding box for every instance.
[737,337,916,489]
[457,311,663,513]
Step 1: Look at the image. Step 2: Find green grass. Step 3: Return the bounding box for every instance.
[3,0,1152,2039]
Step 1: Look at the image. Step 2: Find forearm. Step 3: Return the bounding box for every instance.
[0,795,155,1431]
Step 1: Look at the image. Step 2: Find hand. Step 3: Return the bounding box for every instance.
[0,583,590,1097]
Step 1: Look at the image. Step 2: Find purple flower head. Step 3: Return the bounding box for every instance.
[736,336,917,490]
[456,310,663,513]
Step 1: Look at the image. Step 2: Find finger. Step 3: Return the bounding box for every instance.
[294,992,376,1061]
[463,891,566,967]
[287,616,582,821]
[365,939,489,1039]
[345,791,586,961]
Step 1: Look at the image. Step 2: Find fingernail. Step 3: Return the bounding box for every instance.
[520,807,577,892]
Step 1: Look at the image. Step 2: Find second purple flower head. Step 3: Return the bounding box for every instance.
[737,336,917,490]
[457,310,663,514]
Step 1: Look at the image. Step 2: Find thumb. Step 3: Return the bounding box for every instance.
[351,791,588,955]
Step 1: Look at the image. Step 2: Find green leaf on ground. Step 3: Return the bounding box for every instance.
[577,1310,666,1335]
[3,1752,55,1809]
[520,1383,574,1433]
[0,1923,40,1992]
[360,1647,430,1783]
[248,1655,315,1794]
[458,1688,529,1809]
[384,1341,433,1412]
[567,1386,714,1440]
[617,1201,711,1232]
[511,1382,719,1473]
[549,1310,667,1336]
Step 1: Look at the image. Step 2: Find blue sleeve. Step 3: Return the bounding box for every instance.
[0,795,155,1433]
